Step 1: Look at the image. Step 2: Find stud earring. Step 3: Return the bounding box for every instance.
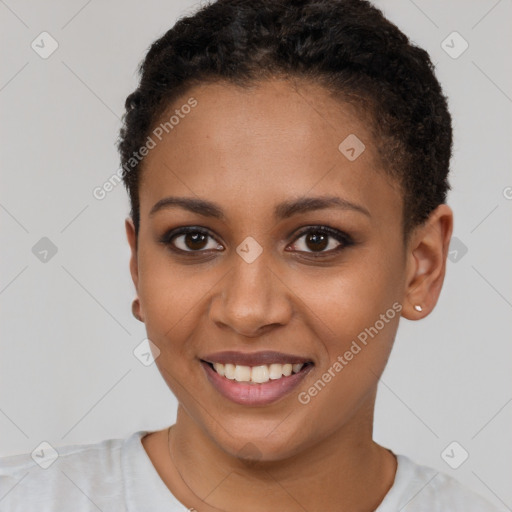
[414,304,423,312]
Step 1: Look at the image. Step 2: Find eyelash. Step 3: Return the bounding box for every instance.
[159,225,354,258]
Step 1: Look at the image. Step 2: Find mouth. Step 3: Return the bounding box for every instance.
[200,351,314,406]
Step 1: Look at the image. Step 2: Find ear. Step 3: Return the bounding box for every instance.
[402,204,453,320]
[125,216,139,293]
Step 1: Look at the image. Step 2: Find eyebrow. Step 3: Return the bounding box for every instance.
[149,195,371,220]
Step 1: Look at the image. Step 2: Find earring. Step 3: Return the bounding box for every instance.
[414,304,423,312]
[132,298,142,321]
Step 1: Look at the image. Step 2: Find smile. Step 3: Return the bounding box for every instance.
[210,362,306,383]
[200,351,314,406]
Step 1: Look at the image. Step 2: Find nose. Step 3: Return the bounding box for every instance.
[209,251,293,339]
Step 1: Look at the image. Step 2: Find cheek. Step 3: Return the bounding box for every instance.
[292,267,401,432]
[295,247,403,411]
[136,250,201,366]
[136,237,212,328]
[302,252,402,344]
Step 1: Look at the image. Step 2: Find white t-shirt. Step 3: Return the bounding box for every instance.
[0,430,504,511]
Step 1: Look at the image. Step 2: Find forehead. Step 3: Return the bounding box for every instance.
[139,79,401,225]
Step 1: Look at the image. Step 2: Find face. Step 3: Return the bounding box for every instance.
[127,78,410,461]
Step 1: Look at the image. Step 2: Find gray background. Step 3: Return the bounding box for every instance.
[1,0,511,508]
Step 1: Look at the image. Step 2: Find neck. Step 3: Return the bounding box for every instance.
[167,399,397,511]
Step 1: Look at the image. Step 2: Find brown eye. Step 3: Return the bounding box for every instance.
[161,227,224,253]
[179,232,209,251]
[289,226,353,255]
[303,231,330,252]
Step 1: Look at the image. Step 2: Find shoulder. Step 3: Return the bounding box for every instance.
[377,453,505,512]
[0,430,147,512]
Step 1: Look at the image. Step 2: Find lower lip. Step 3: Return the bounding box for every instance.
[201,361,313,406]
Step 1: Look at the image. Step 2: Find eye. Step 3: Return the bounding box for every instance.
[160,227,224,253]
[287,226,353,255]
[160,225,353,256]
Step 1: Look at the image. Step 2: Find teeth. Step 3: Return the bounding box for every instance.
[211,362,305,383]
[214,363,225,377]
[224,363,236,380]
[234,365,251,382]
[292,363,303,373]
[251,365,269,383]
[269,363,283,380]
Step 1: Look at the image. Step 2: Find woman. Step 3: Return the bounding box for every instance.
[0,0,504,510]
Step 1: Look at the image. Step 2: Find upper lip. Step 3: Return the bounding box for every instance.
[201,351,313,366]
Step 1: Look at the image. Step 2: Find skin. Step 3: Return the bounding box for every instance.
[125,78,453,511]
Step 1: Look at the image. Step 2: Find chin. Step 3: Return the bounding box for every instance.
[202,415,314,463]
